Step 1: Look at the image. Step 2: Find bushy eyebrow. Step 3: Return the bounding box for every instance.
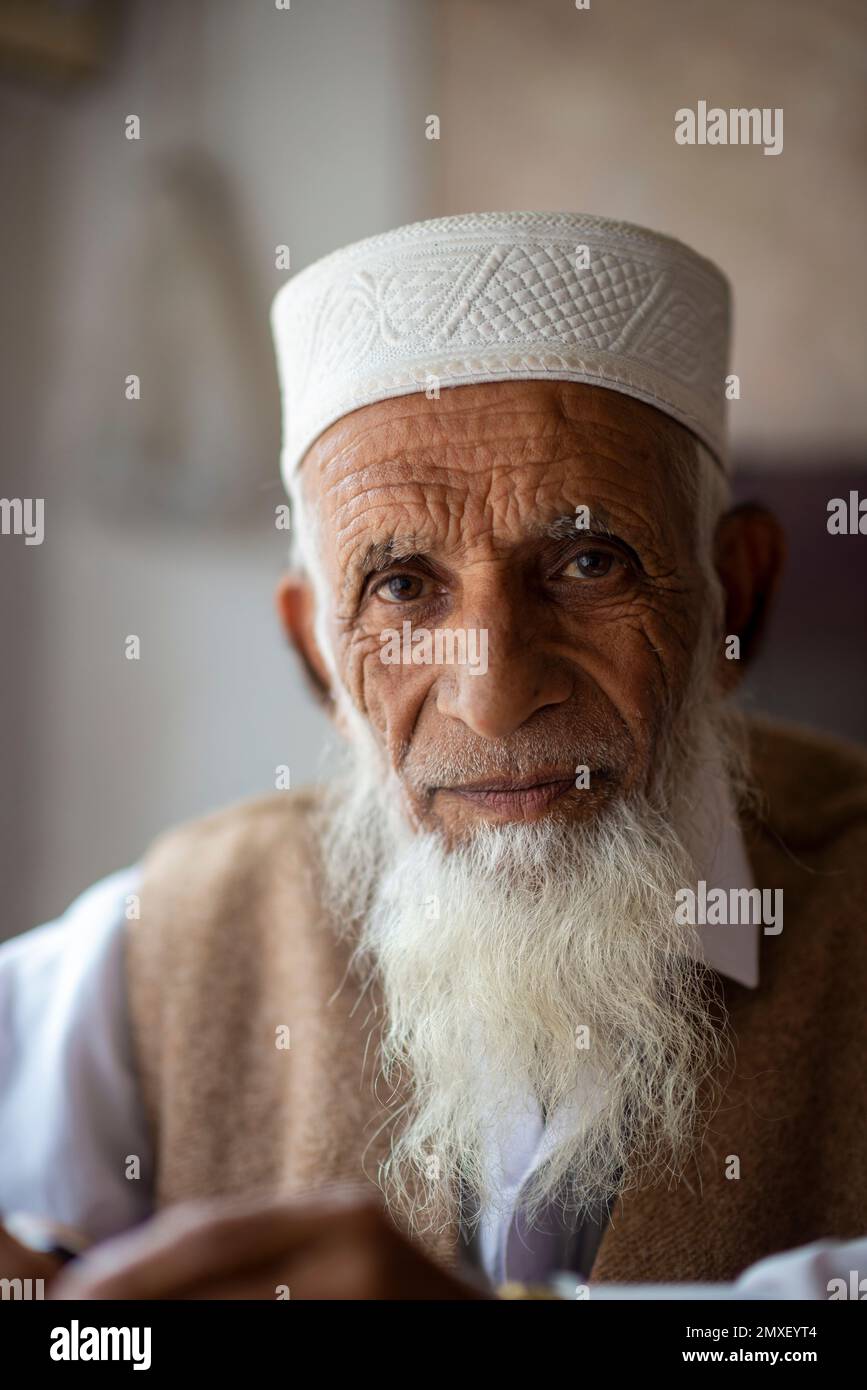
[357,513,615,571]
[358,536,426,574]
[342,510,629,603]
[341,535,429,603]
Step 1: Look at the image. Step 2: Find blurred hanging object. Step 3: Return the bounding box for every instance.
[91,148,279,524]
[0,0,119,82]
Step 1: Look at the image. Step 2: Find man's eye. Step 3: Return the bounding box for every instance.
[563,549,618,579]
[374,573,426,602]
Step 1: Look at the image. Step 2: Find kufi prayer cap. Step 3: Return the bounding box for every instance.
[271,211,732,483]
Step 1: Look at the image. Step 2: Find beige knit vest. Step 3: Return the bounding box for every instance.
[125,719,867,1283]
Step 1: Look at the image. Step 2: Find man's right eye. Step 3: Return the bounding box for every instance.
[373,573,426,603]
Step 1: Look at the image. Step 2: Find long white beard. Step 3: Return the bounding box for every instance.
[317,697,747,1238]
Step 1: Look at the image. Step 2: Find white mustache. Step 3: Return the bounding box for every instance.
[399,721,630,794]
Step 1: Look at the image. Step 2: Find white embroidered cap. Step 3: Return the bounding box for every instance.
[271,211,732,482]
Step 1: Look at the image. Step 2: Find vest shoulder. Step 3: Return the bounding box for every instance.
[139,786,326,887]
[748,715,867,848]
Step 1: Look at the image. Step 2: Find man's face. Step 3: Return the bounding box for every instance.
[300,380,716,841]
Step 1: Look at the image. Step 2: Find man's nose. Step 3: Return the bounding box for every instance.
[435,599,573,740]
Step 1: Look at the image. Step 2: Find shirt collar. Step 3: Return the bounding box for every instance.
[685,771,760,990]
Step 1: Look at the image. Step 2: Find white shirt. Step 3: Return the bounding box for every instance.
[1,808,865,1297]
[0,867,153,1241]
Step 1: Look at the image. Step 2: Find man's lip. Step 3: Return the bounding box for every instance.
[436,771,579,794]
[437,775,579,817]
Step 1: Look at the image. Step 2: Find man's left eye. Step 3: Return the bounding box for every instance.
[563,549,618,579]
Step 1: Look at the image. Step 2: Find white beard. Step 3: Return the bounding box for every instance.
[317,695,747,1238]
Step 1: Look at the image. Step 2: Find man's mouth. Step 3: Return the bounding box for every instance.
[435,771,581,817]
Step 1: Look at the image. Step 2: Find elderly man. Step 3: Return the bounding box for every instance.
[2,212,866,1301]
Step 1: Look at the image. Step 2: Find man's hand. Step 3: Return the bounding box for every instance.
[51,1188,491,1300]
[0,1222,65,1288]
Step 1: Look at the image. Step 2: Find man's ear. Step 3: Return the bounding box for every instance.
[275,573,333,709]
[713,502,786,686]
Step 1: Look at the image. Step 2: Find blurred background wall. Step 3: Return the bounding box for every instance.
[1,0,865,937]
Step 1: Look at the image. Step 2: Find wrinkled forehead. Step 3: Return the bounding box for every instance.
[297,380,703,572]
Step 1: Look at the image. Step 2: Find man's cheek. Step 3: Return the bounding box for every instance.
[357,649,436,753]
[616,598,698,702]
